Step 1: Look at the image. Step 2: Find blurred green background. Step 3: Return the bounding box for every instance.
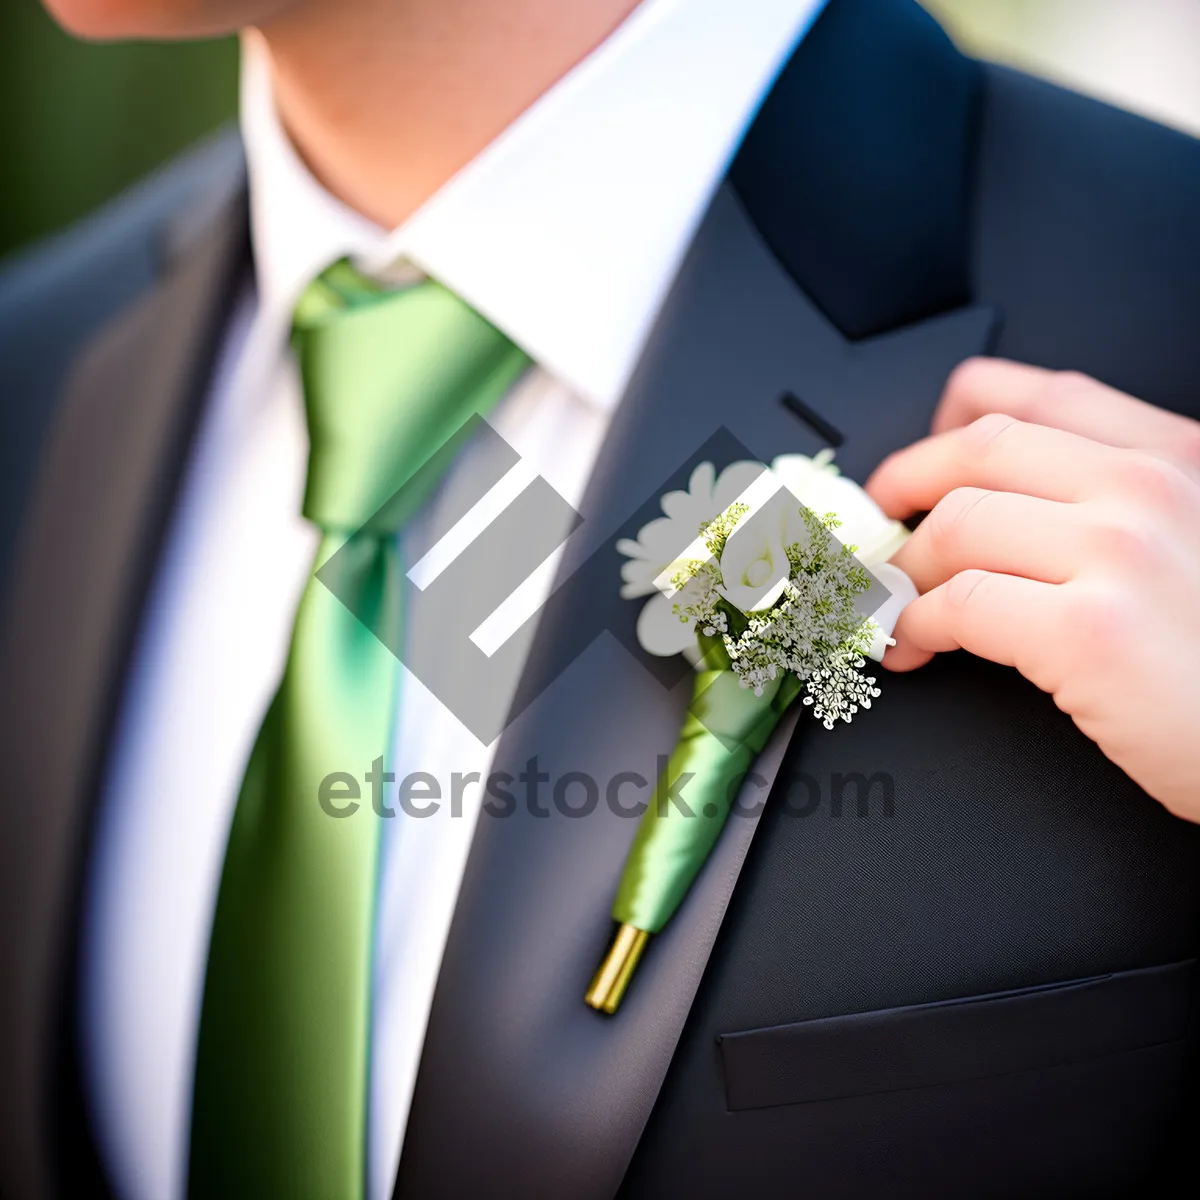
[2,0,1198,260]
[0,2,237,258]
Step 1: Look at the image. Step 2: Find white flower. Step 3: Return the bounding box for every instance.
[636,572,710,658]
[770,449,909,567]
[620,449,915,662]
[715,486,796,614]
[619,459,763,657]
[616,460,762,599]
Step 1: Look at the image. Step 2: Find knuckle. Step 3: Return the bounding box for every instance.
[944,568,992,613]
[942,357,991,411]
[1063,582,1137,660]
[1088,510,1169,573]
[1032,370,1094,425]
[962,412,1021,457]
[1114,452,1192,514]
[927,487,990,551]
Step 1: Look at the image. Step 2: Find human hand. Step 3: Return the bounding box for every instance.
[865,358,1200,820]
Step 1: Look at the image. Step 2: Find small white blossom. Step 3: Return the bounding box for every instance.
[802,647,883,730]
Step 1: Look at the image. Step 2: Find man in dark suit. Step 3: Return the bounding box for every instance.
[2,0,1199,1196]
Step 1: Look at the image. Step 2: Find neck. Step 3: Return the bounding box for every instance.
[254,0,643,229]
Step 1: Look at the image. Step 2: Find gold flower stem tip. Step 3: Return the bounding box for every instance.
[585,923,650,1014]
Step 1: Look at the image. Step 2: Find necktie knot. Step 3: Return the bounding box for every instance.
[292,259,528,535]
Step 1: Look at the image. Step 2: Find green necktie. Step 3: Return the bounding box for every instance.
[189,260,529,1199]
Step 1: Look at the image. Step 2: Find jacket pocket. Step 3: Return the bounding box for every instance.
[718,958,1195,1112]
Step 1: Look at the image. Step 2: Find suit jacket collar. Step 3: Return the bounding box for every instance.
[732,0,982,339]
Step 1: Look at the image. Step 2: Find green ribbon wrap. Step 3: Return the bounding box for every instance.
[616,654,800,931]
[586,640,801,1012]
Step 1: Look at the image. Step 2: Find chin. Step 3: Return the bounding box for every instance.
[42,0,277,39]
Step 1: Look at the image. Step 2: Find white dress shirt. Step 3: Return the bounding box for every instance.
[78,2,826,1198]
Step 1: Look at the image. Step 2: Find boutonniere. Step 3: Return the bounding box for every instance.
[586,450,917,1013]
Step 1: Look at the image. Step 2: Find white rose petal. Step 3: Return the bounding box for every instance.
[771,451,909,566]
[715,488,795,614]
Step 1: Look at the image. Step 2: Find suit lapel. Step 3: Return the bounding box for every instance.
[0,170,248,1199]
[395,183,997,1198]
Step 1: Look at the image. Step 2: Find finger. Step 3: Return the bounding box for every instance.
[865,415,1132,519]
[933,358,1200,466]
[889,488,1084,594]
[883,570,1066,690]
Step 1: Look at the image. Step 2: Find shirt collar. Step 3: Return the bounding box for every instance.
[241,0,826,410]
